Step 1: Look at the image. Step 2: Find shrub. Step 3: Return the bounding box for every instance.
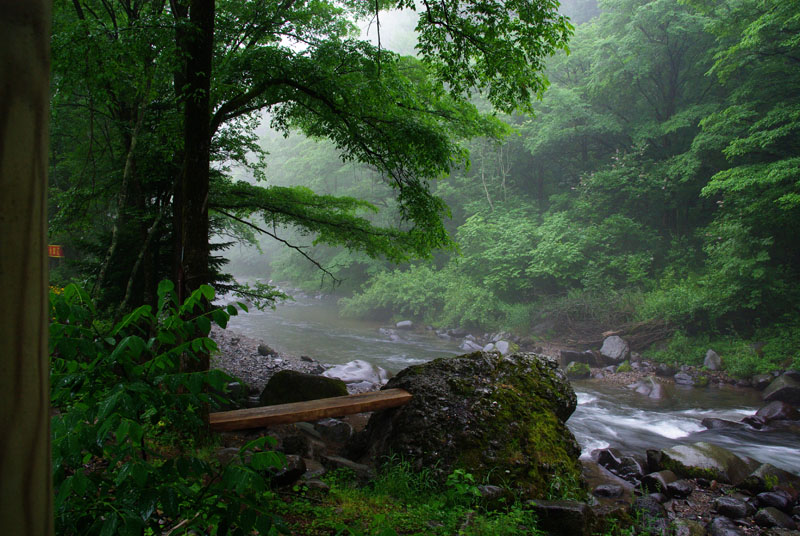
[51,282,287,535]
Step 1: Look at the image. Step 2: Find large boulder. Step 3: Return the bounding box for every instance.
[763,375,800,405]
[600,336,630,363]
[351,352,582,498]
[659,442,758,485]
[704,349,722,371]
[259,370,348,406]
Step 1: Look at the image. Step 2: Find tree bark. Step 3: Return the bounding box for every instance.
[174,0,214,307]
[0,1,54,534]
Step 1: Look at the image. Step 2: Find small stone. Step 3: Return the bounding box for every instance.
[752,373,774,390]
[708,516,744,536]
[257,344,275,356]
[301,355,314,362]
[667,479,695,498]
[754,507,797,529]
[477,484,505,501]
[395,320,413,330]
[713,496,752,519]
[641,470,677,494]
[592,484,624,498]
[675,372,695,386]
[757,491,793,512]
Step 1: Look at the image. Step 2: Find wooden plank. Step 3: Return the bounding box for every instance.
[209,388,412,432]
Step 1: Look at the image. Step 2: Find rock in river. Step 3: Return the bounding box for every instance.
[350,351,583,498]
[659,442,758,485]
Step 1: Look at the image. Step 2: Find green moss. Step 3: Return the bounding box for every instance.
[566,361,591,379]
[616,361,632,373]
[695,375,709,387]
[454,376,583,499]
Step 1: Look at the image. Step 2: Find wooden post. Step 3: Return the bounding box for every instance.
[0,2,54,535]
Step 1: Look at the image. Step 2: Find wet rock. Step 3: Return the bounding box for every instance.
[755,507,797,530]
[646,449,664,473]
[704,349,722,371]
[660,442,758,485]
[566,361,591,379]
[740,463,800,495]
[641,470,677,494]
[757,490,794,512]
[596,448,624,472]
[702,418,743,430]
[592,484,624,498]
[314,418,353,444]
[753,373,775,390]
[648,382,667,400]
[713,496,752,519]
[323,359,388,386]
[395,320,413,329]
[617,455,646,481]
[352,352,582,497]
[667,479,695,498]
[784,369,800,381]
[482,342,496,352]
[526,500,597,536]
[675,372,695,386]
[708,516,744,536]
[756,401,800,422]
[740,415,766,429]
[259,370,348,406]
[600,336,630,363]
[763,375,800,405]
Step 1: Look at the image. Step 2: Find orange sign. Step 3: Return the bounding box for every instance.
[48,245,64,258]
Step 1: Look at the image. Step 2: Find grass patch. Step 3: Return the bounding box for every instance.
[643,316,800,377]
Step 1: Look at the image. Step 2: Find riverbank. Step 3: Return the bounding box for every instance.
[211,323,800,535]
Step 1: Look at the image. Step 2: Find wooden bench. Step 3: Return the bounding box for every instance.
[209,388,412,432]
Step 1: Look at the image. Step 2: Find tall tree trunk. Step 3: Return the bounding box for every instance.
[0,2,54,534]
[173,0,214,306]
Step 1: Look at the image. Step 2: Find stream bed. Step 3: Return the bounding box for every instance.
[227,294,800,473]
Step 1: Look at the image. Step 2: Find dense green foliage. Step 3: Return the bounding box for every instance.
[276,0,795,353]
[51,282,290,535]
[48,0,570,313]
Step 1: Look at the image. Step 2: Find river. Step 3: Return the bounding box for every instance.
[227,294,800,473]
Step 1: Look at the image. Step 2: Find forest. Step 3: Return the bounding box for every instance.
[2,0,797,534]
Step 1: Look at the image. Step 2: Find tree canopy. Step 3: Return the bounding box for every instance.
[49,0,572,311]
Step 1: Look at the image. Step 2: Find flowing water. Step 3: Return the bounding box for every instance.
[227,294,800,473]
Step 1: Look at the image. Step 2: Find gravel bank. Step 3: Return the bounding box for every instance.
[210,326,327,393]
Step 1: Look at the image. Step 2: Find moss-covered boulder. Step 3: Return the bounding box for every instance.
[350,352,583,498]
[659,442,759,485]
[259,370,348,406]
[566,361,591,379]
